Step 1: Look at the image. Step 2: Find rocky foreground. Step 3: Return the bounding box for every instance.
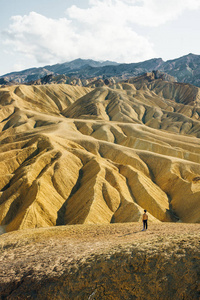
[0,223,200,299]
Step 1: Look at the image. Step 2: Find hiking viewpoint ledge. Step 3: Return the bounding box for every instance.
[0,223,199,299]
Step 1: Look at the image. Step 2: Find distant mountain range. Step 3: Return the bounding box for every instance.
[1,53,200,87]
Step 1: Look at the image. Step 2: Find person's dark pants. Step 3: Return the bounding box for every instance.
[143,220,148,230]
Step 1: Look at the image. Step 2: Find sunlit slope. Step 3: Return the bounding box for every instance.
[64,76,200,136]
[0,77,200,232]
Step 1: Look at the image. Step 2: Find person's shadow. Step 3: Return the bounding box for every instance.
[118,231,140,237]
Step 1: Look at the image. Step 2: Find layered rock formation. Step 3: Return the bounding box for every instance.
[0,73,200,232]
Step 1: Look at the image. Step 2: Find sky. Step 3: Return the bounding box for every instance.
[1,0,200,75]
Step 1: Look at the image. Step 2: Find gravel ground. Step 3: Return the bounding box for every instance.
[0,223,200,299]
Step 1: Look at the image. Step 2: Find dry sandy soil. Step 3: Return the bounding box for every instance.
[0,223,200,299]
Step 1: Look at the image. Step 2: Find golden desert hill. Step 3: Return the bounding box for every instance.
[0,71,200,233]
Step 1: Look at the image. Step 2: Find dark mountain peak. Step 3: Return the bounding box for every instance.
[101,60,119,66]
[1,54,200,87]
[187,53,197,57]
[166,53,200,64]
[44,58,119,75]
[184,53,200,59]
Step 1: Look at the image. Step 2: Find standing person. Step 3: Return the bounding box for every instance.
[142,210,148,231]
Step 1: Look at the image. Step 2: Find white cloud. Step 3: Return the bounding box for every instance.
[2,0,200,69]
[3,12,76,63]
[68,0,200,27]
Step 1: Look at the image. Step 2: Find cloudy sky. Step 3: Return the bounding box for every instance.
[1,0,200,75]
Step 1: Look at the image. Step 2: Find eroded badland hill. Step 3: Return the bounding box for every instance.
[1,72,200,231]
[0,71,200,298]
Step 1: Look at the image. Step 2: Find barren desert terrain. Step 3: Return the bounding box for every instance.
[0,72,200,232]
[0,72,200,298]
[0,223,200,299]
